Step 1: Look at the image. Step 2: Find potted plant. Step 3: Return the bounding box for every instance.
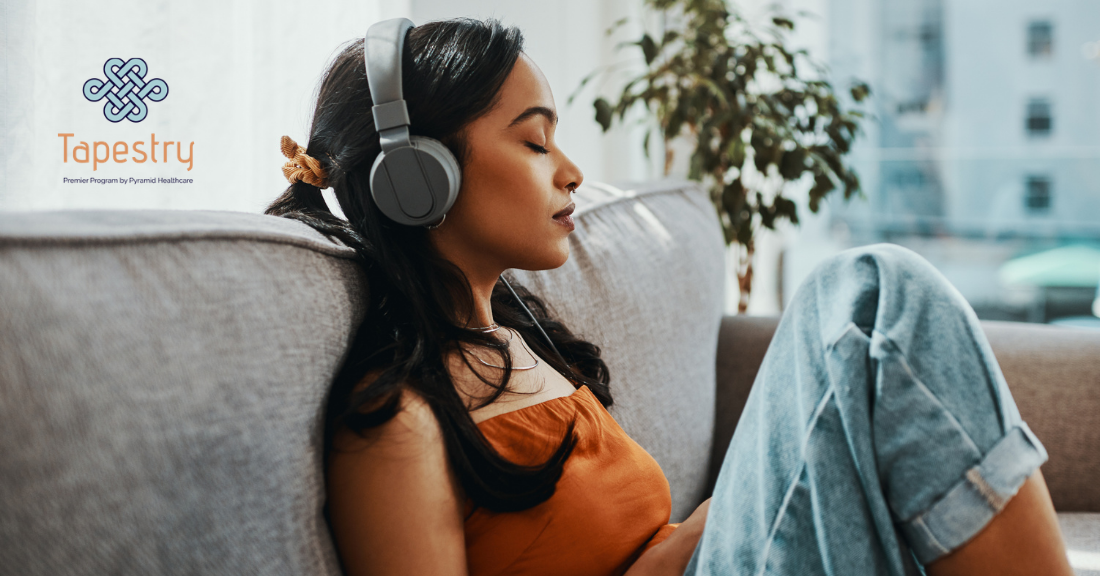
[572,0,870,312]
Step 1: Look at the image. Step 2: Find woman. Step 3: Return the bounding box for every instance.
[265,16,1074,576]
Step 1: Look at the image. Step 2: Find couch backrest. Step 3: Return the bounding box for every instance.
[0,210,362,575]
[0,178,728,574]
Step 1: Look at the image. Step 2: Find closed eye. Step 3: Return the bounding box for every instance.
[525,142,550,155]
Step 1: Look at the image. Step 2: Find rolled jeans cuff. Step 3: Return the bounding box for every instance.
[897,422,1049,565]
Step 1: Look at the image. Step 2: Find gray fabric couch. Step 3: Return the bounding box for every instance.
[0,178,1096,575]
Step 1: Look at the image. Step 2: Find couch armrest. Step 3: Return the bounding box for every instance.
[703,315,780,501]
[704,315,1100,513]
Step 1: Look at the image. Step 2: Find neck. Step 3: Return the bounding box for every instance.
[463,270,499,329]
[428,226,503,331]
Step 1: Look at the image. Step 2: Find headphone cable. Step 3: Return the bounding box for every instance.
[499,273,573,371]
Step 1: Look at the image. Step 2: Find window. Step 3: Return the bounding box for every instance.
[1025,176,1052,212]
[1028,20,1053,56]
[1026,99,1052,136]
[891,168,927,189]
[897,100,928,114]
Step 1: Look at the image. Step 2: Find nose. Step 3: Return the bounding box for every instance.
[558,149,583,194]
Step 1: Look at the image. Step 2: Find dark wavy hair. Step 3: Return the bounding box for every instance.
[264,17,613,514]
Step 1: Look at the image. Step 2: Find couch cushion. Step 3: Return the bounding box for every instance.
[0,210,362,575]
[1060,513,1100,575]
[509,178,727,522]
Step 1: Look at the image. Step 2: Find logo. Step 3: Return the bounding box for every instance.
[83,58,168,123]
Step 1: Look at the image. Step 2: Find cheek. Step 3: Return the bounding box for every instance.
[459,150,545,225]
[447,145,565,266]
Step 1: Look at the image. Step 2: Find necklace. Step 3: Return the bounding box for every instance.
[466,325,539,370]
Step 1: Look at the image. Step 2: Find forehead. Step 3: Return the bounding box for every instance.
[493,53,557,130]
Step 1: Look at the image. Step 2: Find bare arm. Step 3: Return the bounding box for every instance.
[624,498,711,576]
[326,385,468,576]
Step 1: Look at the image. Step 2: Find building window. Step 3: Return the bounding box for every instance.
[897,100,928,115]
[1026,99,1052,136]
[1028,20,1053,56]
[1025,176,1052,212]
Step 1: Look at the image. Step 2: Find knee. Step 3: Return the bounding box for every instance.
[819,243,959,300]
[830,242,934,276]
[800,243,975,337]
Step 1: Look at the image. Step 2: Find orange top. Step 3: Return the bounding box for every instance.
[463,385,681,576]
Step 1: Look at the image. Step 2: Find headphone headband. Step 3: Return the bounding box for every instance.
[364,18,412,106]
[363,17,462,227]
[365,18,414,148]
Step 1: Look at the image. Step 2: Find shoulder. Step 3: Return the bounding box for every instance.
[334,368,444,451]
[326,369,467,575]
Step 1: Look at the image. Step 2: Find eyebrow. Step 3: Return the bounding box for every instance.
[508,106,558,128]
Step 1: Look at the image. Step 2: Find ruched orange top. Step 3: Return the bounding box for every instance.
[463,384,681,576]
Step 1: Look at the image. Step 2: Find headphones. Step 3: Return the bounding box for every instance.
[364,18,459,229]
[363,18,572,370]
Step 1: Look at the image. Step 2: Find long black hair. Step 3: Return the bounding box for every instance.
[264,17,613,513]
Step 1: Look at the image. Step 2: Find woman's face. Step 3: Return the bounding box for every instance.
[429,52,583,279]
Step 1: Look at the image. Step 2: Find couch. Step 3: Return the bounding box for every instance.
[1,178,1097,575]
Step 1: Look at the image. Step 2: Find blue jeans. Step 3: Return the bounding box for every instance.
[685,243,1048,576]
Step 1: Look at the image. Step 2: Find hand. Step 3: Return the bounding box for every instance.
[624,498,711,576]
[676,496,711,542]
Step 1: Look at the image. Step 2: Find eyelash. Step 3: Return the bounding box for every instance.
[526,142,550,155]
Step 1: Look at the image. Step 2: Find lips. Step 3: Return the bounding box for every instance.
[552,201,576,231]
[553,202,575,219]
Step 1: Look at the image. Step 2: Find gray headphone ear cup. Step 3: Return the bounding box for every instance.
[369,136,462,226]
[410,135,462,208]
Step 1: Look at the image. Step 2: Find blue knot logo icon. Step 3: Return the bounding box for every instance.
[83,58,168,123]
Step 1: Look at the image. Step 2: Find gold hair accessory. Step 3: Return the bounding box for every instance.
[280,135,329,188]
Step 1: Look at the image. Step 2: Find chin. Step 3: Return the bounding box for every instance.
[548,238,571,268]
[521,241,570,271]
[548,250,570,269]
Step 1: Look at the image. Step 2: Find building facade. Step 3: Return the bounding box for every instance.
[824,0,1100,320]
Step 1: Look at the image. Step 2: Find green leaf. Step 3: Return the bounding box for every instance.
[774,196,799,225]
[727,138,746,168]
[751,131,781,173]
[688,149,704,180]
[772,17,795,30]
[722,223,737,245]
[606,16,629,36]
[640,33,659,66]
[778,147,807,180]
[566,70,599,105]
[808,172,835,213]
[594,97,613,132]
[759,192,776,228]
[736,213,754,245]
[721,178,745,217]
[849,82,871,102]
